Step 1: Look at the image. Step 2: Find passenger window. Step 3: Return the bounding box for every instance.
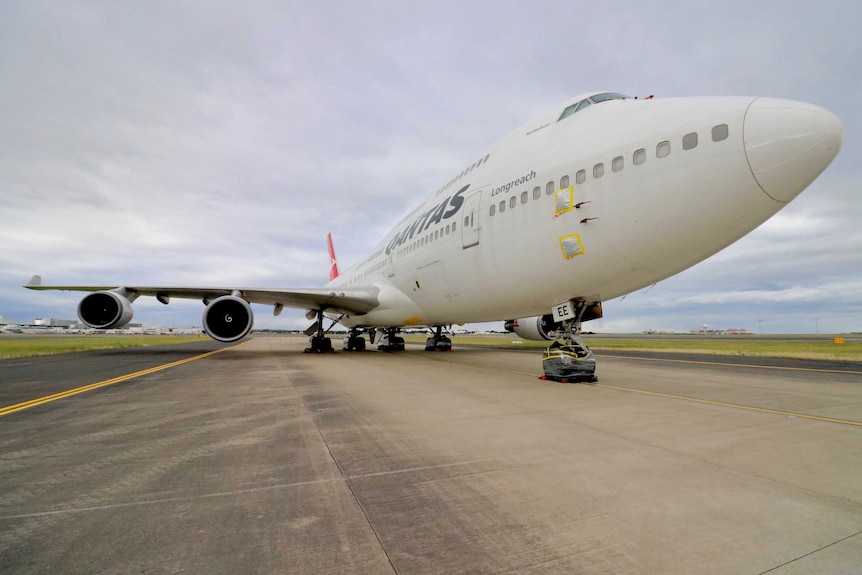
[446,224,450,234]
[593,163,604,178]
[521,191,528,204]
[546,181,554,195]
[533,186,541,200]
[464,215,470,226]
[452,222,457,232]
[712,124,729,142]
[499,200,506,213]
[612,156,624,172]
[633,149,646,165]
[657,141,671,158]
[683,132,698,150]
[509,196,517,209]
[490,205,495,216]
[576,169,586,184]
[560,175,570,188]
[434,230,439,239]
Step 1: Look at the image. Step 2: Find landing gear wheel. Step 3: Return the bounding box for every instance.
[541,309,597,382]
[305,335,333,354]
[424,326,452,352]
[541,339,597,382]
[424,336,452,352]
[343,334,366,351]
[378,329,405,352]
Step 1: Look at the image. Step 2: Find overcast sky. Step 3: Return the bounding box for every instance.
[1,0,859,334]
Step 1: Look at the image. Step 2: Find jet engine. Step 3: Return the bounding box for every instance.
[504,314,561,341]
[78,291,135,329]
[202,295,253,342]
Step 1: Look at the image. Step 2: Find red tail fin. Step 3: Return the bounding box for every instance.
[327,233,340,281]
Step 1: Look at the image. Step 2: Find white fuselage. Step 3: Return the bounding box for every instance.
[329,94,842,329]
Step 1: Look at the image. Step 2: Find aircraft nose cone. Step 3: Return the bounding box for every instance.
[744,98,843,202]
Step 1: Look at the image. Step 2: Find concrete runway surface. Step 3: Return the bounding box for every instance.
[1,336,860,574]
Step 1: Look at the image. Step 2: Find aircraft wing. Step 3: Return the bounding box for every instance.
[24,275,379,316]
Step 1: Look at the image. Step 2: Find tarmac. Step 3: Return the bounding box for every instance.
[1,335,860,574]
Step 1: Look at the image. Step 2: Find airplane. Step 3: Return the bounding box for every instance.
[25,92,843,380]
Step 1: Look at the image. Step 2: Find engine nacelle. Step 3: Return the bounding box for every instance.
[504,314,561,341]
[78,291,134,329]
[202,295,253,342]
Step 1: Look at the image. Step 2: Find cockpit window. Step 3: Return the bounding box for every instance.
[589,92,628,103]
[558,103,579,121]
[557,92,629,122]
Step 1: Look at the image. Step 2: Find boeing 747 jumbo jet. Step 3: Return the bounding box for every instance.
[26,92,843,380]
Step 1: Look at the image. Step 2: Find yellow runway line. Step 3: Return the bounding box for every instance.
[0,341,249,417]
[417,350,862,427]
[597,352,862,375]
[595,383,862,427]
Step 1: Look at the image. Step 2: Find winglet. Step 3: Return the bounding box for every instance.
[327,233,340,281]
[26,275,42,287]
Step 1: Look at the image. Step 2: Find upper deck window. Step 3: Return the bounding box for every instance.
[558,93,629,122]
[712,124,729,142]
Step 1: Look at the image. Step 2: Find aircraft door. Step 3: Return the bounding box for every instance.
[385,254,394,277]
[461,190,483,248]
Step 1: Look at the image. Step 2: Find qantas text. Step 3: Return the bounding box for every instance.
[385,185,468,255]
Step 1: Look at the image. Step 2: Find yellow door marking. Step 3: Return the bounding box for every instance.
[0,341,249,417]
[558,233,584,258]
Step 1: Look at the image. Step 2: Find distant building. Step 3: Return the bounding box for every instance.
[689,326,750,335]
[32,318,144,330]
[33,318,79,328]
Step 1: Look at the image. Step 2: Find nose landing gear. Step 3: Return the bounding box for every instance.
[541,303,597,383]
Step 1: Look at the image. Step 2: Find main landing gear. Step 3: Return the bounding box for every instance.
[541,305,597,383]
[304,309,336,354]
[377,327,405,352]
[342,328,367,351]
[424,326,452,352]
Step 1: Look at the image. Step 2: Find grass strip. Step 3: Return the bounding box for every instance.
[0,335,206,360]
